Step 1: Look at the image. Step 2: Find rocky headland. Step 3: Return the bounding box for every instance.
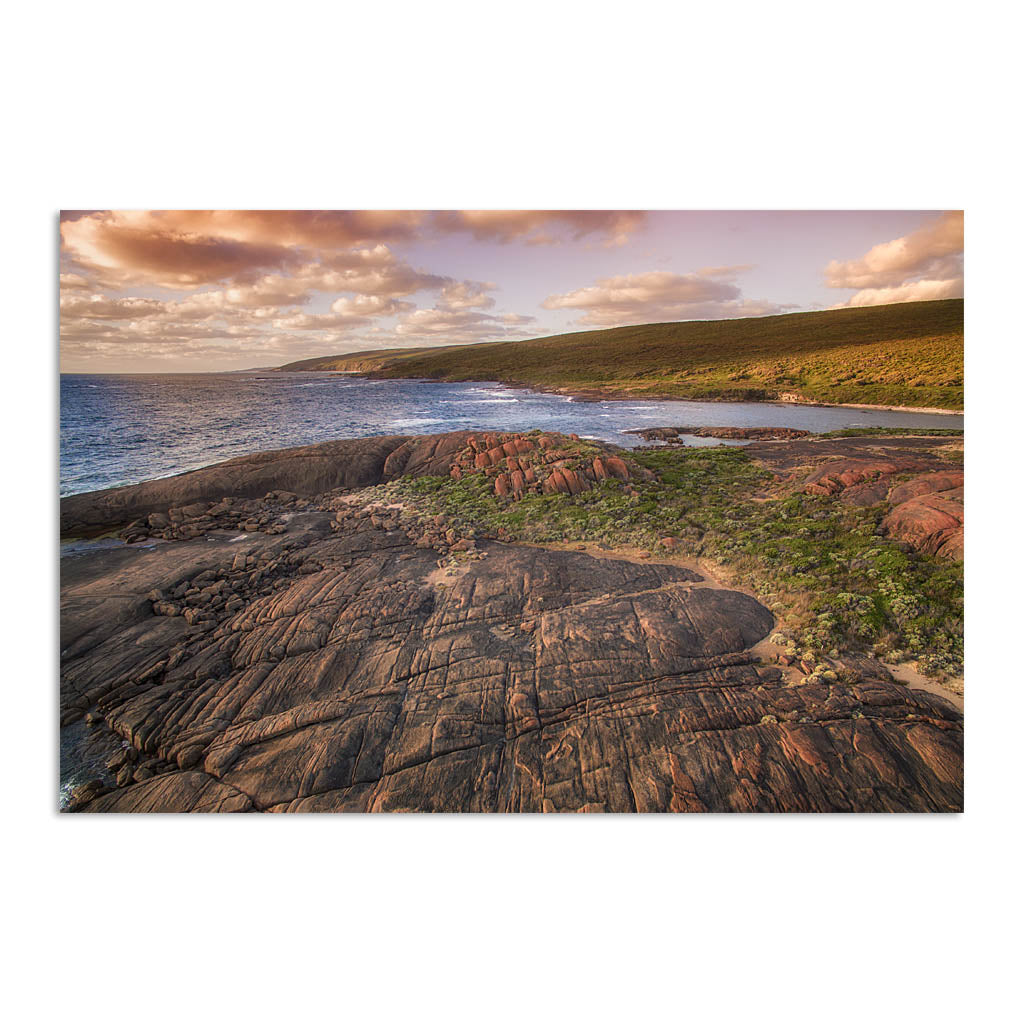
[61,429,963,812]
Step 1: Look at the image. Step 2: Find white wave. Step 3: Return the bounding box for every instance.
[389,418,447,428]
[441,398,519,405]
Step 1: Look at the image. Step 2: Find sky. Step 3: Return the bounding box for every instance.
[58,210,964,373]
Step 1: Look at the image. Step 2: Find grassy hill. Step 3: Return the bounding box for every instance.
[279,298,964,410]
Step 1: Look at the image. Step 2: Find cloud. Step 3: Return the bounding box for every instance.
[697,264,756,278]
[60,211,429,284]
[431,210,647,246]
[835,278,964,307]
[826,211,963,307]
[395,307,502,337]
[438,280,496,310]
[387,305,539,346]
[59,272,93,290]
[542,268,791,327]
[60,212,301,288]
[60,293,167,320]
[57,209,651,368]
[301,261,450,298]
[60,210,649,292]
[272,296,415,331]
[59,213,437,290]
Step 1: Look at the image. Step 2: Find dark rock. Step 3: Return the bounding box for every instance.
[60,430,963,812]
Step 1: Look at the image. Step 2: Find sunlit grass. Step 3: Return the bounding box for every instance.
[284,299,964,411]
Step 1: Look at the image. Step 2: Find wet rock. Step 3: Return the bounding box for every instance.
[66,779,106,811]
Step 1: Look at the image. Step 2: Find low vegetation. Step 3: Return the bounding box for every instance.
[815,427,964,438]
[371,445,963,678]
[281,299,964,411]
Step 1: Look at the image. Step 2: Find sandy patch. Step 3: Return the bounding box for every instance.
[885,661,964,710]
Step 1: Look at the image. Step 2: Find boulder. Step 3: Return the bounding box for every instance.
[881,494,964,559]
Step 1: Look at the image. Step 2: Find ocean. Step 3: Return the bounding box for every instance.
[59,372,964,496]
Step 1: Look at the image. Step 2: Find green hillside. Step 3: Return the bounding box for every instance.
[279,298,964,410]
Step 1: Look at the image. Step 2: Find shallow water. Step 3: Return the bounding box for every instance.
[59,717,124,809]
[60,373,964,496]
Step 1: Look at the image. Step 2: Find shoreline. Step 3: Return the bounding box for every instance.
[311,370,963,416]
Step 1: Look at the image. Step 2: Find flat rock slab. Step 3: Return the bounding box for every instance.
[61,512,963,812]
[744,435,959,474]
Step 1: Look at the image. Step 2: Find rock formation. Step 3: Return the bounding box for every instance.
[801,460,963,560]
[444,432,654,500]
[60,431,963,813]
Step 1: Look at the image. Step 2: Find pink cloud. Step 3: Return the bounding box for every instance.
[826,211,963,307]
[431,210,647,246]
[438,280,497,310]
[542,268,790,326]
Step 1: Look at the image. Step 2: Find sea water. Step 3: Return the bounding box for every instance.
[60,373,963,496]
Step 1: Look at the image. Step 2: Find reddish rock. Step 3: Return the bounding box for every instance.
[474,453,488,471]
[881,494,964,559]
[562,468,586,495]
[839,479,891,506]
[509,470,526,493]
[494,474,511,497]
[603,457,630,481]
[936,528,964,560]
[888,471,965,506]
[543,470,569,495]
[803,458,934,497]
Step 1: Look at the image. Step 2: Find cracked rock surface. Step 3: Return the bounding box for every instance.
[61,497,963,812]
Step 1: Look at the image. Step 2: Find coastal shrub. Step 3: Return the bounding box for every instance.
[384,445,963,677]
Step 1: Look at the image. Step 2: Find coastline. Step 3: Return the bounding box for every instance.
[312,369,964,416]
